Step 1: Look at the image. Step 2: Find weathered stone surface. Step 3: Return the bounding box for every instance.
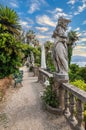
[52,17,71,75]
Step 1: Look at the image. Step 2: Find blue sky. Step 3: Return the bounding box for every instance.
[1,0,86,57]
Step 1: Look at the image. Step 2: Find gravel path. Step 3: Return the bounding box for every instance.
[0,66,72,130]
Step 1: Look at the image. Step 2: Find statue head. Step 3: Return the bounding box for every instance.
[58,17,71,30]
[52,17,71,39]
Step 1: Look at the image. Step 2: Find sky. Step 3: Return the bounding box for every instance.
[1,0,86,57]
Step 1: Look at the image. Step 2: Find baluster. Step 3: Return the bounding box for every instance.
[69,94,75,121]
[64,90,70,115]
[41,72,43,83]
[42,73,43,83]
[76,99,84,130]
[38,71,41,82]
[59,87,65,110]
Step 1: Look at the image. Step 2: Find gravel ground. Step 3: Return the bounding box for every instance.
[0,66,72,130]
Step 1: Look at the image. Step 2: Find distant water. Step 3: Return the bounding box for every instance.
[71,62,86,67]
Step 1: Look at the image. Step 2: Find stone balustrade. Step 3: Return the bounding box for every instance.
[62,83,86,130]
[38,69,86,130]
[33,66,39,76]
[38,68,53,84]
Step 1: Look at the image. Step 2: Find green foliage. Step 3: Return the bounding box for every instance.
[0,5,21,35]
[68,31,78,45]
[68,45,73,67]
[28,45,41,66]
[42,78,58,108]
[84,110,86,122]
[67,31,79,67]
[42,86,58,108]
[26,30,35,44]
[71,80,86,91]
[0,32,23,78]
[46,52,55,72]
[44,41,55,72]
[71,80,86,122]
[69,64,86,82]
[77,66,86,83]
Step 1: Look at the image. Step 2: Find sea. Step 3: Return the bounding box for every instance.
[71,62,86,67]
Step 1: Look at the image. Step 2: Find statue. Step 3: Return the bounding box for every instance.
[52,17,71,76]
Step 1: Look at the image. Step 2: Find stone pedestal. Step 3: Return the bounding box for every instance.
[53,72,69,111]
[33,66,39,76]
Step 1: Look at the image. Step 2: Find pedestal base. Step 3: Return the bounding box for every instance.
[53,72,69,81]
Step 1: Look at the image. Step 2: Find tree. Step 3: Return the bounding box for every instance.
[26,30,35,44]
[0,5,21,35]
[32,38,39,47]
[45,41,55,71]
[67,31,79,67]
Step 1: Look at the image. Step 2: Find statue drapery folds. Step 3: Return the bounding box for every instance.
[52,17,71,75]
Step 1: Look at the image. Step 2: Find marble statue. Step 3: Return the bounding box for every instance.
[52,17,71,75]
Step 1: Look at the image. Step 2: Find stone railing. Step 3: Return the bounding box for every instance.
[33,66,39,76]
[62,83,86,130]
[38,69,86,130]
[38,68,53,84]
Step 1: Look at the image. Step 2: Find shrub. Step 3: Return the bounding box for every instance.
[69,64,85,82]
[0,32,23,78]
[71,80,86,125]
[71,80,86,91]
[42,78,59,108]
[42,86,58,108]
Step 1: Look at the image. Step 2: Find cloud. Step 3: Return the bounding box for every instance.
[74,12,80,15]
[73,51,86,56]
[73,44,86,56]
[19,20,31,30]
[25,18,34,24]
[78,3,86,12]
[28,0,48,14]
[77,32,82,37]
[67,0,76,5]
[10,2,19,8]
[74,1,86,15]
[36,15,56,27]
[47,8,63,14]
[28,2,40,14]
[83,20,86,24]
[40,0,48,5]
[48,8,72,19]
[35,27,49,32]
[74,27,80,31]
[80,38,86,42]
[55,8,63,12]
[36,33,53,43]
[81,31,86,36]
[67,26,72,32]
[54,12,68,18]
[36,34,49,39]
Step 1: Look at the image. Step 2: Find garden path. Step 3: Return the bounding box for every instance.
[0,66,72,130]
